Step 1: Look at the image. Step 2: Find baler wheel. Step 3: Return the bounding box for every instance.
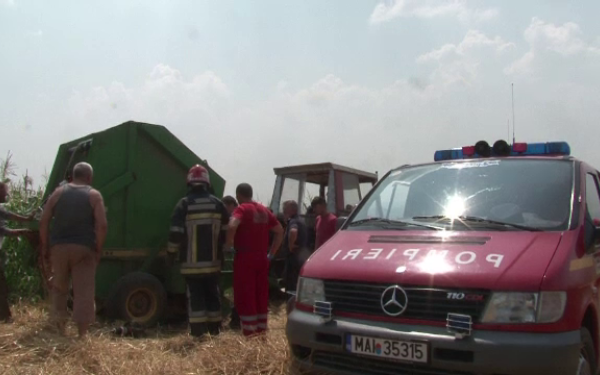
[106,272,166,327]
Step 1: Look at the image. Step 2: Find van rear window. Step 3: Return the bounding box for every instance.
[352,159,574,231]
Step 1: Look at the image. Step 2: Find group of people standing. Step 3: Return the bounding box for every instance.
[168,165,284,337]
[169,164,339,338]
[278,196,338,294]
[0,162,339,340]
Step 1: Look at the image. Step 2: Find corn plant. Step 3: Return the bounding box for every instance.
[1,152,46,301]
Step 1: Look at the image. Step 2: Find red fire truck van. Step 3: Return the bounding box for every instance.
[286,140,600,375]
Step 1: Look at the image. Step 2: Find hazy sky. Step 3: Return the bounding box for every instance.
[1,0,600,202]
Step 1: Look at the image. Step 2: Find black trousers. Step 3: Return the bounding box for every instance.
[229,306,240,328]
[0,262,11,321]
[185,274,221,336]
[284,251,304,293]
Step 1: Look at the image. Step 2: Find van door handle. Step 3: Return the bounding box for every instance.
[592,286,598,295]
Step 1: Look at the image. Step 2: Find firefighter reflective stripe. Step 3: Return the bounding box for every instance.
[188,203,217,211]
[186,213,222,221]
[186,214,223,265]
[240,315,257,321]
[192,198,213,204]
[207,310,222,323]
[212,222,219,265]
[180,266,221,275]
[181,261,220,268]
[192,225,198,263]
[185,276,221,336]
[180,261,221,274]
[176,192,228,281]
[189,310,207,318]
[189,312,208,323]
[167,242,179,254]
[187,286,208,323]
[170,226,185,233]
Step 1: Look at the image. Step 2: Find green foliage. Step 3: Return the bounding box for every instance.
[1,152,46,301]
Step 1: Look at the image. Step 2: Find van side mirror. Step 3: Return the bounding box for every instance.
[336,216,347,231]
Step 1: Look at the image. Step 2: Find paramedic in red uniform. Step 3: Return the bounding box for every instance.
[311,196,338,249]
[226,183,283,336]
[167,164,229,337]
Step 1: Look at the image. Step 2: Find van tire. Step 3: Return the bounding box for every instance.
[580,327,596,375]
[106,272,167,327]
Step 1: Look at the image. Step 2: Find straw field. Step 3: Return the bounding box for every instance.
[0,301,308,375]
[0,155,324,375]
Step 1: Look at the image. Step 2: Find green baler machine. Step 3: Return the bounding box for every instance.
[42,120,231,326]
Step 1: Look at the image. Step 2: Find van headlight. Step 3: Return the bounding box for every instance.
[536,291,567,323]
[297,277,325,306]
[481,292,566,324]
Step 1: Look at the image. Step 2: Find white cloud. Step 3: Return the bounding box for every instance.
[1,0,14,6]
[417,30,514,63]
[61,65,485,200]
[525,17,593,56]
[369,0,498,25]
[417,30,514,87]
[67,64,231,135]
[25,30,43,37]
[503,51,534,75]
[65,65,600,202]
[506,17,600,75]
[8,56,600,202]
[276,80,289,91]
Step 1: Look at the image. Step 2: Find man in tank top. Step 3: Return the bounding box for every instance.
[39,162,108,338]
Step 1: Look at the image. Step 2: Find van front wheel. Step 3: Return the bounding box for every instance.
[578,327,596,375]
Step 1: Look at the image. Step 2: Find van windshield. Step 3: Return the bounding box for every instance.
[350,159,574,231]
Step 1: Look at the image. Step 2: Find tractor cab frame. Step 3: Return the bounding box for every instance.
[269,162,378,220]
[267,163,378,289]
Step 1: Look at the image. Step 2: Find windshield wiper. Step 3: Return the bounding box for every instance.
[348,217,443,231]
[412,215,542,232]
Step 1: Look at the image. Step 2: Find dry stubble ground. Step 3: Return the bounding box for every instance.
[0,301,325,375]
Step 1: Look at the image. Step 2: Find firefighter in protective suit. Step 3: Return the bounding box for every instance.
[167,165,229,337]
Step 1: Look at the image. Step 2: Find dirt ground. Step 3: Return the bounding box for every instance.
[0,301,304,375]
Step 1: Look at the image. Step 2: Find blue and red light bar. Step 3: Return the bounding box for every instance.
[434,141,571,162]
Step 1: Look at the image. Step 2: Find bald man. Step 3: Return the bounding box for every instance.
[39,162,108,338]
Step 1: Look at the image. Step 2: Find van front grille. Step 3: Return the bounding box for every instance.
[323,280,490,322]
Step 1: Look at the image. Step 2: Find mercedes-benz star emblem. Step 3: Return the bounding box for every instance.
[380,285,408,317]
